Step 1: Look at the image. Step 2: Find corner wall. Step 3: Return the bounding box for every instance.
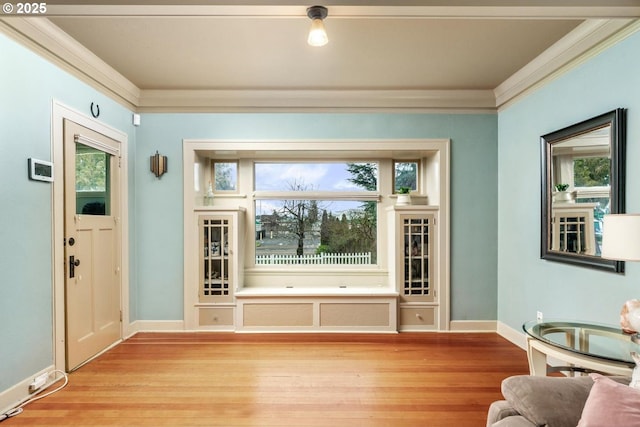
[497,27,640,332]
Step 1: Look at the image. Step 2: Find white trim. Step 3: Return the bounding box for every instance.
[51,100,130,373]
[0,365,54,416]
[185,138,449,152]
[126,320,186,336]
[138,89,497,113]
[0,18,138,109]
[235,287,398,298]
[74,134,120,157]
[449,320,497,332]
[496,321,528,351]
[253,191,381,201]
[495,18,638,109]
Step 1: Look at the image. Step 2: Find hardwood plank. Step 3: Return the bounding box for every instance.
[4,333,529,427]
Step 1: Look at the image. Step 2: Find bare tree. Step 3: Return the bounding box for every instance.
[279,180,321,256]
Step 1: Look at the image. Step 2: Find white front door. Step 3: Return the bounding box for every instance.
[64,119,121,371]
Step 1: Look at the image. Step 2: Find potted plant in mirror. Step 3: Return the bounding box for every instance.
[554,183,572,203]
[396,187,412,206]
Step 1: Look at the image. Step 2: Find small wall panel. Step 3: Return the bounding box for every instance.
[243,303,313,327]
[320,303,390,327]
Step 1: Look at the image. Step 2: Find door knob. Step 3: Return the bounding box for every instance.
[69,255,80,278]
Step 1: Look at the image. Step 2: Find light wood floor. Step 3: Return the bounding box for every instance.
[6,333,529,427]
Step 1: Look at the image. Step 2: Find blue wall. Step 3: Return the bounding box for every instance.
[135,113,499,321]
[0,33,136,391]
[497,29,640,331]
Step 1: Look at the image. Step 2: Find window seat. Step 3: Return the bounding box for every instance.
[235,286,398,298]
[234,287,398,333]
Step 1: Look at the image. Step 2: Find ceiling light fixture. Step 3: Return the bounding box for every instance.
[307,5,328,47]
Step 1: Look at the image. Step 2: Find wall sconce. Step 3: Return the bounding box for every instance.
[307,5,328,47]
[150,151,167,178]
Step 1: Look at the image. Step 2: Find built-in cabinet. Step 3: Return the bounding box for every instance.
[389,206,439,331]
[199,216,232,302]
[195,209,244,330]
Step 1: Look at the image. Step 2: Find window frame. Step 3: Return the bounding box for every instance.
[392,159,420,194]
[212,160,239,193]
[251,160,382,269]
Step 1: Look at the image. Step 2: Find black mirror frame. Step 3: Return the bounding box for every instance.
[540,108,626,273]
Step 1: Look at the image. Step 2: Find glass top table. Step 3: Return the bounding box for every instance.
[523,320,640,376]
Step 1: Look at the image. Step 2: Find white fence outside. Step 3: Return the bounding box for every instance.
[255,252,372,265]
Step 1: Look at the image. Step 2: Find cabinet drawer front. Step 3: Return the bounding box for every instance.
[400,307,435,326]
[199,307,234,326]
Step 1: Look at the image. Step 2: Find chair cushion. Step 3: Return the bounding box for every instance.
[491,416,537,427]
[501,375,594,427]
[486,400,521,427]
[577,373,640,427]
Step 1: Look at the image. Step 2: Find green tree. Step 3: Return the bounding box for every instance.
[76,151,107,191]
[320,209,330,245]
[574,157,610,187]
[346,162,377,191]
[315,163,379,262]
[394,162,417,191]
[347,162,377,217]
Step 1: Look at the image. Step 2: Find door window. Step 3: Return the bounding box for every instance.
[75,143,111,215]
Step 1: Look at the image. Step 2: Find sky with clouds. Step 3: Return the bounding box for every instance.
[254,162,375,192]
[254,162,376,217]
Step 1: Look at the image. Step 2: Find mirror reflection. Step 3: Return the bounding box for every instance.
[541,109,625,273]
[550,125,610,256]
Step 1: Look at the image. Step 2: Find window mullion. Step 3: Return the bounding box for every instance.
[253,191,381,201]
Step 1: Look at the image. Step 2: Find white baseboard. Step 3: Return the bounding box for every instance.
[125,319,504,334]
[448,320,497,332]
[124,319,525,343]
[126,320,185,337]
[496,321,527,350]
[0,365,54,416]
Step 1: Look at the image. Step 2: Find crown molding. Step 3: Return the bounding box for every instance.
[0,17,140,110]
[137,89,497,113]
[1,13,638,113]
[495,18,638,110]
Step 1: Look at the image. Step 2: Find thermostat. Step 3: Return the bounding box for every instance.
[28,158,54,182]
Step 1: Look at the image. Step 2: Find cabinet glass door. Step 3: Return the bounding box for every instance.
[200,217,231,302]
[402,217,433,302]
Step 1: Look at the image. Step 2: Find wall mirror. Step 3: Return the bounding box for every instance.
[541,109,626,272]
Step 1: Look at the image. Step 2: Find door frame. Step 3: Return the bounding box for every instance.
[51,100,130,372]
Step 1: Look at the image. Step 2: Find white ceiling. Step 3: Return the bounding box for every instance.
[3,1,639,111]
